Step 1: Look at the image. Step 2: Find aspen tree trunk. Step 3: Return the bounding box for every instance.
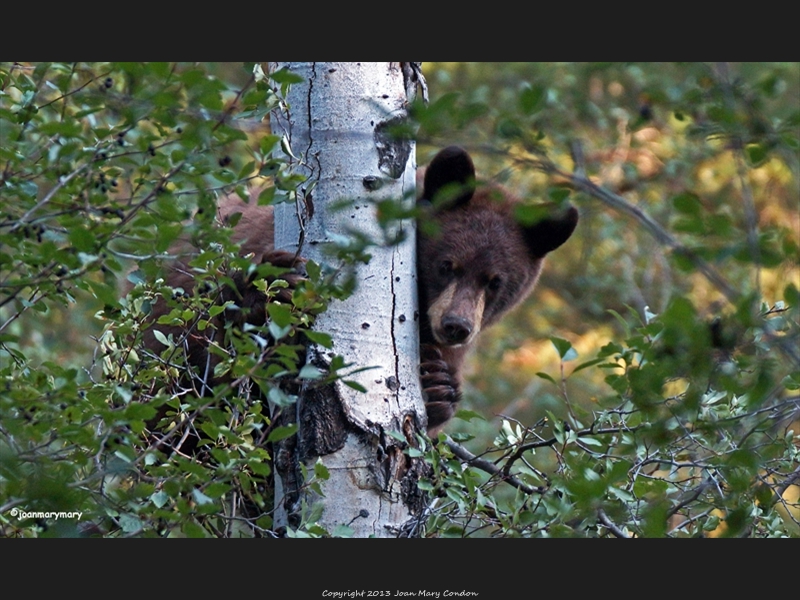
[268,62,428,537]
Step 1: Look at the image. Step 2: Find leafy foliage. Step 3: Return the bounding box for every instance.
[1,62,798,537]
[413,62,799,537]
[0,62,339,537]
[422,302,799,537]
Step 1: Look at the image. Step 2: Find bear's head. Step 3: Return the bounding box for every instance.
[417,146,578,349]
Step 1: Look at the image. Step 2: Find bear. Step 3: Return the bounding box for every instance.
[137,195,304,382]
[133,194,306,454]
[416,146,578,434]
[138,145,577,441]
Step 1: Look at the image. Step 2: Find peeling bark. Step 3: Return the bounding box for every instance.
[269,62,428,537]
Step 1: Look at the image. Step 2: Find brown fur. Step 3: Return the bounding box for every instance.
[137,189,304,450]
[141,147,577,438]
[417,146,578,433]
[139,188,302,383]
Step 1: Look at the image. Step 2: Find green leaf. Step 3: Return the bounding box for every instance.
[578,436,603,447]
[514,204,551,227]
[208,301,234,318]
[150,491,169,508]
[551,337,578,361]
[270,68,305,85]
[385,430,407,442]
[571,357,606,374]
[182,521,208,538]
[519,83,546,115]
[304,330,333,349]
[257,186,276,205]
[123,403,157,421]
[536,371,557,385]
[298,364,323,379]
[126,270,145,285]
[454,409,485,423]
[259,134,281,155]
[703,514,721,532]
[267,386,296,408]
[547,187,572,204]
[672,192,703,216]
[268,321,291,341]
[745,143,768,167]
[192,488,214,505]
[331,524,354,537]
[267,302,292,328]
[68,227,96,253]
[280,134,298,160]
[343,380,367,393]
[119,514,142,534]
[266,424,298,443]
[785,282,800,308]
[314,460,330,481]
[153,329,171,347]
[203,482,232,499]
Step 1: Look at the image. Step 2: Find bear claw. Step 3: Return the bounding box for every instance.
[420,343,461,430]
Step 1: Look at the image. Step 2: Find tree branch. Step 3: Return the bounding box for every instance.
[444,438,545,495]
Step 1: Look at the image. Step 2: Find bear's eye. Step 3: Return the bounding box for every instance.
[487,276,502,292]
[439,261,454,277]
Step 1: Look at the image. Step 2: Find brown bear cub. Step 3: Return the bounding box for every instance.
[142,146,577,437]
[417,146,578,434]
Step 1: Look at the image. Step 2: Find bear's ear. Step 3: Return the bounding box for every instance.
[521,205,579,258]
[422,146,476,210]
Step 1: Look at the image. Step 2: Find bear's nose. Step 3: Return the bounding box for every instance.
[441,316,472,345]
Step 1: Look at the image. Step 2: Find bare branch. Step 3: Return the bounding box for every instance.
[444,438,545,495]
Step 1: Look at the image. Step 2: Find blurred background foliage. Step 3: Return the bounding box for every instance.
[419,62,798,427]
[0,62,798,537]
[415,62,799,538]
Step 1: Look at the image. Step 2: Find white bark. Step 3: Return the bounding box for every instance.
[269,62,426,537]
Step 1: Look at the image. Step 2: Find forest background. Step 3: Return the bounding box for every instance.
[0,62,798,539]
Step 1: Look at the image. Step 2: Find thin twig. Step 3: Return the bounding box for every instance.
[444,438,545,495]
